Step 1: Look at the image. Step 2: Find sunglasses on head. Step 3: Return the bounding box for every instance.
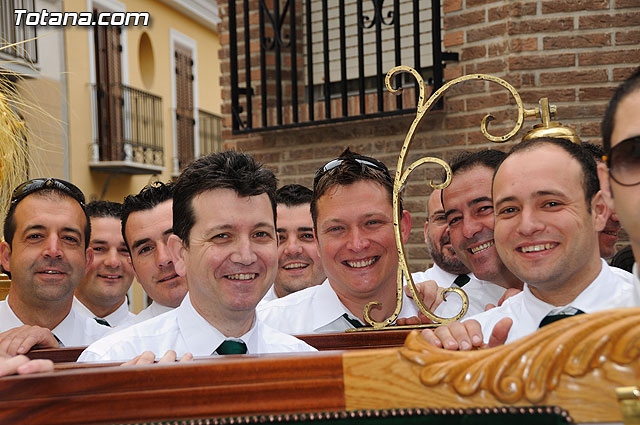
[313,155,391,188]
[10,178,86,208]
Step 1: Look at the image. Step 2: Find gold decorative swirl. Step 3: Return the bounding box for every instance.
[400,307,640,403]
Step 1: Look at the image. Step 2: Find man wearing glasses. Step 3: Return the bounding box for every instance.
[0,178,110,355]
[598,67,640,282]
[258,148,420,333]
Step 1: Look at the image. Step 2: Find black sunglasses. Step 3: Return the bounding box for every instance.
[10,178,86,208]
[313,155,391,188]
[603,136,640,187]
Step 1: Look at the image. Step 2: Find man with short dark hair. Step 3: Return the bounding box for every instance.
[258,149,420,334]
[261,184,326,303]
[74,201,135,327]
[79,152,314,362]
[0,178,109,354]
[120,182,187,325]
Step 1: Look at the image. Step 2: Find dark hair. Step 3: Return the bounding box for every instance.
[86,200,123,220]
[310,148,398,229]
[602,67,640,153]
[173,151,278,245]
[497,137,599,209]
[610,245,634,273]
[121,181,175,250]
[276,184,312,207]
[4,186,91,249]
[581,142,604,163]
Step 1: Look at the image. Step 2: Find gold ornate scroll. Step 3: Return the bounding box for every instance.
[359,69,540,330]
[401,307,640,404]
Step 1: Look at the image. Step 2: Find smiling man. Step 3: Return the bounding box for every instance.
[421,138,639,350]
[0,178,109,353]
[73,201,135,327]
[79,152,314,362]
[257,149,420,334]
[261,184,326,303]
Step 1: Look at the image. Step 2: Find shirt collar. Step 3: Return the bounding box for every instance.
[309,279,357,331]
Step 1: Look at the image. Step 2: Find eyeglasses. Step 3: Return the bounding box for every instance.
[603,136,640,187]
[313,154,391,188]
[10,178,86,208]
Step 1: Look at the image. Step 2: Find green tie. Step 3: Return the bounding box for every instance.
[453,274,470,288]
[342,313,365,329]
[215,340,248,355]
[94,317,111,327]
[539,309,585,328]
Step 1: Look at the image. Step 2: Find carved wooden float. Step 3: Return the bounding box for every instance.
[2,308,639,424]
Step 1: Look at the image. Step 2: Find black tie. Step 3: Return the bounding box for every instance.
[94,317,111,327]
[538,309,585,328]
[342,313,366,329]
[52,333,64,347]
[215,340,247,355]
[453,274,470,288]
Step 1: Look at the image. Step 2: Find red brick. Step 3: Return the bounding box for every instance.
[488,5,508,22]
[615,0,640,8]
[445,98,466,113]
[461,45,487,61]
[543,34,611,50]
[542,0,609,13]
[518,88,576,104]
[508,18,573,35]
[466,0,502,7]
[614,67,640,81]
[445,112,490,130]
[443,31,464,47]
[540,69,608,86]
[466,92,510,111]
[558,104,607,120]
[579,12,640,29]
[442,0,463,13]
[488,41,508,57]
[509,37,538,52]
[616,30,640,45]
[579,49,640,65]
[444,64,463,80]
[443,10,485,30]
[509,2,538,17]
[473,59,508,74]
[467,23,507,42]
[509,53,575,70]
[579,86,618,101]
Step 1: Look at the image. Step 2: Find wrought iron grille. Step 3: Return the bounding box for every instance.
[228,0,456,134]
[0,0,38,63]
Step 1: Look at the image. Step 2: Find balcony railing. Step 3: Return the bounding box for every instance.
[228,0,457,134]
[0,0,38,63]
[90,83,164,174]
[199,109,223,156]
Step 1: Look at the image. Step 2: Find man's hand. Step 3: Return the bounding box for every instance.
[0,354,54,377]
[420,317,513,350]
[121,350,193,366]
[396,280,444,325]
[0,325,59,356]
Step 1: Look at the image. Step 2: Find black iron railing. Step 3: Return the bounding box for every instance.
[199,109,223,156]
[0,0,37,63]
[228,0,457,134]
[91,83,163,168]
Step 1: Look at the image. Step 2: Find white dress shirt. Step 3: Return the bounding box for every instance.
[257,285,278,307]
[78,293,316,362]
[119,301,175,328]
[0,297,110,347]
[411,264,506,319]
[256,278,420,334]
[72,296,135,327]
[469,260,639,345]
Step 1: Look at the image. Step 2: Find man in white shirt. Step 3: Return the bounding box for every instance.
[410,189,505,320]
[422,138,639,350]
[119,182,188,326]
[258,149,420,334]
[598,67,640,283]
[73,201,135,327]
[261,184,326,304]
[79,152,315,362]
[0,178,109,354]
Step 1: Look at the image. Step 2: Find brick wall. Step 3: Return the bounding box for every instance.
[218,0,640,272]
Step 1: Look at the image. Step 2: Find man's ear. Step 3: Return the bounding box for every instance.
[84,246,94,271]
[591,190,609,233]
[423,220,429,245]
[400,210,412,244]
[167,234,187,277]
[597,162,615,211]
[0,241,11,273]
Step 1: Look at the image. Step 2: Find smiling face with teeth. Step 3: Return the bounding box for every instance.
[314,180,411,321]
[75,216,135,317]
[1,194,91,316]
[493,143,607,303]
[169,189,278,331]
